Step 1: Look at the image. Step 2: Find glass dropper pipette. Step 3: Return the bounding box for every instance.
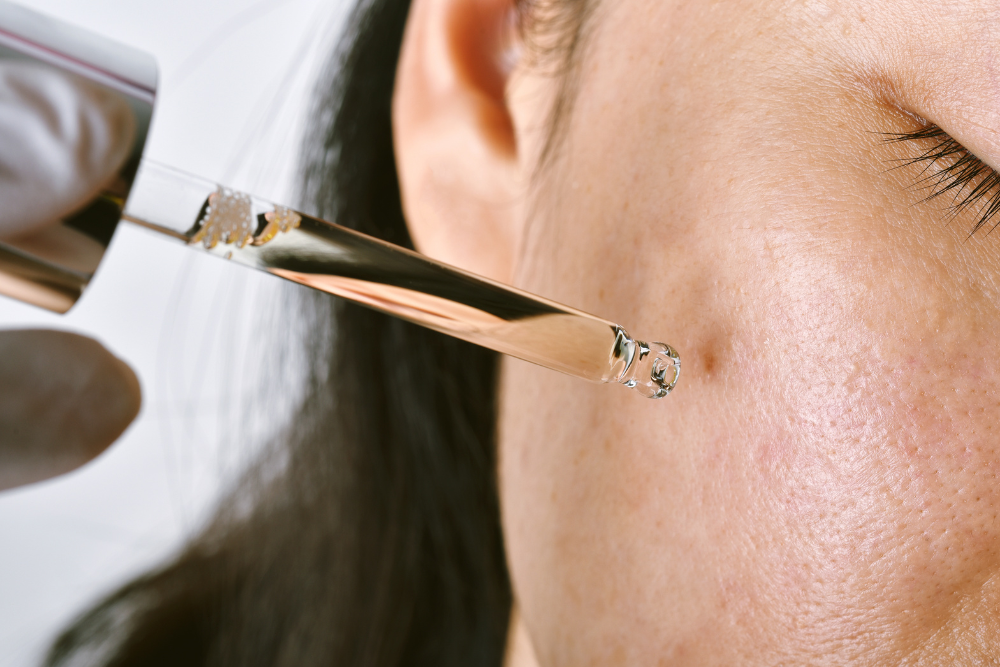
[122,160,681,399]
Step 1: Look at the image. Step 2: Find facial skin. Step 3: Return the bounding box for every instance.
[395,0,1000,663]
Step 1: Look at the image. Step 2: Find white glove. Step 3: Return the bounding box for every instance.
[0,62,141,492]
[0,61,135,238]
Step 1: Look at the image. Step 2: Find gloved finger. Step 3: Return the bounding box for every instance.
[0,62,135,239]
[0,329,141,492]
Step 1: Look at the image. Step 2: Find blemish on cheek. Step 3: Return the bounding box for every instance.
[702,348,718,376]
[689,331,732,380]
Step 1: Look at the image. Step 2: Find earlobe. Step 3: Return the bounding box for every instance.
[393,0,524,283]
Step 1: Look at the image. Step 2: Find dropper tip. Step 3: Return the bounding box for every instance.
[628,340,681,399]
[608,327,681,399]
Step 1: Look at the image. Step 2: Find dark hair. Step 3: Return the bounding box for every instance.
[45,0,593,664]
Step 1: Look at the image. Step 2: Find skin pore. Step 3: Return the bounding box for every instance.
[396,0,1000,664]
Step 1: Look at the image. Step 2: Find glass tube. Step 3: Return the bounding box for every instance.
[122,160,681,398]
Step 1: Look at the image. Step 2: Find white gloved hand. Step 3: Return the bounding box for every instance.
[0,61,135,238]
[0,62,141,492]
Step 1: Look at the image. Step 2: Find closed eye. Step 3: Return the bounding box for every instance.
[884,125,1000,237]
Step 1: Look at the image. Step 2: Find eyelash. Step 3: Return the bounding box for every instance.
[884,125,1000,236]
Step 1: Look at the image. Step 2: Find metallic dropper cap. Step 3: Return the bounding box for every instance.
[0,0,155,313]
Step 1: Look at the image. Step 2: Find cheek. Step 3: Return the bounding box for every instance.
[692,188,1000,646]
[770,266,1000,583]
[709,226,1000,655]
[499,199,1000,664]
[499,359,706,665]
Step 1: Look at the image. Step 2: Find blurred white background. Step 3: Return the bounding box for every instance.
[0,0,350,664]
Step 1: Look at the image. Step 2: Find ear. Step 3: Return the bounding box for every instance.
[393,0,523,283]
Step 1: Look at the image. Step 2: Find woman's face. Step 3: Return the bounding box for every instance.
[495,0,1000,663]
